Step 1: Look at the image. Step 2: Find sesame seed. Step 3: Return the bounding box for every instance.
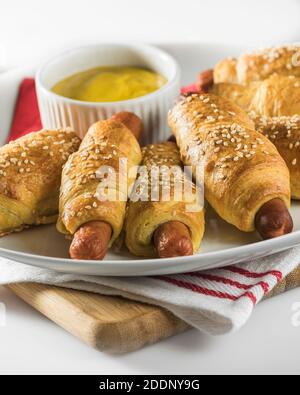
[207,116,216,122]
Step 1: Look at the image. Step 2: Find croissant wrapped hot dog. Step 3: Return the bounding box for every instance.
[168,94,293,239]
[125,142,204,258]
[211,74,300,198]
[57,112,143,260]
[214,45,300,85]
[0,129,81,236]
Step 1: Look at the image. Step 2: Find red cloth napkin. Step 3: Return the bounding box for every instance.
[8,78,42,142]
[180,83,200,95]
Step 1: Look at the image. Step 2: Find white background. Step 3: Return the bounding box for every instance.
[0,0,300,375]
[1,0,300,68]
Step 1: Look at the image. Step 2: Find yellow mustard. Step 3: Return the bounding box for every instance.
[52,66,167,102]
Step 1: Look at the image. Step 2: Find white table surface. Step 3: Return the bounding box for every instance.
[0,0,300,375]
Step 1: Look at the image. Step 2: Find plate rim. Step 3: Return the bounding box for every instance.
[0,228,299,268]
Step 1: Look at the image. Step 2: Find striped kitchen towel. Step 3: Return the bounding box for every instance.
[1,245,300,334]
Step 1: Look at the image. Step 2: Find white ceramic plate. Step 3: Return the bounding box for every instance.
[0,42,300,276]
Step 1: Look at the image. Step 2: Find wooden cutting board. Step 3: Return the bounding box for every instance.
[6,283,189,354]
[6,265,300,354]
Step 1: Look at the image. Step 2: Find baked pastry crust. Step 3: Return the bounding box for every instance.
[212,75,300,198]
[168,94,291,232]
[250,114,300,200]
[212,75,300,117]
[214,45,300,85]
[0,129,81,236]
[57,120,142,246]
[125,142,204,257]
[214,57,239,84]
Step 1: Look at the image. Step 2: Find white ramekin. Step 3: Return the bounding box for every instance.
[36,43,181,145]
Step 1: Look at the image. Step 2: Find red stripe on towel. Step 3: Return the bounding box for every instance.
[156,276,257,304]
[224,266,283,283]
[188,272,270,294]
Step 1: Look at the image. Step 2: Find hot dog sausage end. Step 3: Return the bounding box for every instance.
[70,221,112,260]
[255,198,293,240]
[111,112,143,141]
[154,221,193,258]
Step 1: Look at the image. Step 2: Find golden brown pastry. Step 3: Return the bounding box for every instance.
[168,94,293,239]
[212,75,300,117]
[0,129,81,236]
[214,45,300,85]
[211,81,258,112]
[251,114,300,200]
[211,75,300,198]
[57,113,143,260]
[125,142,205,258]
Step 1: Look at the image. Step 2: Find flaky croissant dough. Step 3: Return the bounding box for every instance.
[212,74,300,199]
[212,75,300,117]
[0,129,81,236]
[251,114,300,200]
[125,142,204,257]
[214,45,300,85]
[57,120,142,246]
[168,94,291,232]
